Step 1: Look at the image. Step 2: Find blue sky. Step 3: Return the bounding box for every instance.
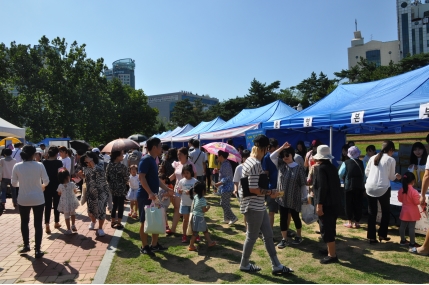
[1,0,397,101]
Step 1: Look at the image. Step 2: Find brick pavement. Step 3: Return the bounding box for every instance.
[0,196,123,284]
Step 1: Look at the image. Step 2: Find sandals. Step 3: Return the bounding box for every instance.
[240,264,261,272]
[409,247,429,255]
[188,245,197,251]
[54,223,61,229]
[71,225,77,232]
[272,266,294,275]
[208,241,217,247]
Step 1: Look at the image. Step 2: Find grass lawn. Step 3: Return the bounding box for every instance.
[106,195,429,284]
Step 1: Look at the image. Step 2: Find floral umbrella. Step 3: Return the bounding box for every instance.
[202,142,241,163]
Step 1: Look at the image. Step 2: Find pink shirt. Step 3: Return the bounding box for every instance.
[172,160,197,188]
[398,185,421,222]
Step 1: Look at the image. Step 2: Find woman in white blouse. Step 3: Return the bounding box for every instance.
[12,145,49,258]
[365,140,401,244]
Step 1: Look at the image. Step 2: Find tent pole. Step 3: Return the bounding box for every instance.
[329,126,333,162]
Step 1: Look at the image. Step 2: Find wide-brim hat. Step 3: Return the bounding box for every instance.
[313,145,334,160]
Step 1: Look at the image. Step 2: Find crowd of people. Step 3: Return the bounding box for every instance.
[1,133,429,275]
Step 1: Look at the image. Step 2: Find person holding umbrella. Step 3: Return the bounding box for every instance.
[215,150,238,225]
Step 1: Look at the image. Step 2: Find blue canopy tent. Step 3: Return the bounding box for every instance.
[161,124,194,145]
[199,100,297,142]
[171,117,226,143]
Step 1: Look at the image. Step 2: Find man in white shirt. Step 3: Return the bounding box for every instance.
[189,140,206,184]
[11,143,23,163]
[233,149,251,228]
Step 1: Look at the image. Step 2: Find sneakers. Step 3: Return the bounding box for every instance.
[71,225,77,232]
[140,245,155,256]
[19,245,31,253]
[88,222,95,230]
[399,240,410,246]
[181,235,188,243]
[222,220,230,224]
[166,229,174,235]
[291,236,303,245]
[96,229,105,237]
[277,239,289,249]
[320,255,339,264]
[35,250,45,258]
[150,243,168,252]
[195,235,201,242]
[65,230,73,235]
[229,217,238,225]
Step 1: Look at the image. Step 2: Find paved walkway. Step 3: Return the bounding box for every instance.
[0,196,124,284]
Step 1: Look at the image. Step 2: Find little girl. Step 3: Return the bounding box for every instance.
[127,165,139,219]
[398,172,421,248]
[176,164,198,243]
[57,168,80,235]
[159,174,174,233]
[188,181,216,251]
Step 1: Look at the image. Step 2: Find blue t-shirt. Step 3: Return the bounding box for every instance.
[137,154,159,199]
[262,152,278,189]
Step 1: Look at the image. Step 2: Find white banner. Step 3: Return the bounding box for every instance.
[419,102,429,119]
[303,117,313,127]
[199,124,259,140]
[273,120,281,129]
[351,111,364,124]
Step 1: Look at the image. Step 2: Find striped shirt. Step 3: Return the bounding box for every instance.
[192,195,207,217]
[240,157,266,214]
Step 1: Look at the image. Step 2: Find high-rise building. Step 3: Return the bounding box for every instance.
[348,30,400,69]
[397,0,429,58]
[148,91,219,123]
[104,58,136,88]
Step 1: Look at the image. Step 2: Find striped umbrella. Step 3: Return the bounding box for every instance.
[101,138,140,153]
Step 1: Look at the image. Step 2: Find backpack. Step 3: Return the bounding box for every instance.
[128,151,142,167]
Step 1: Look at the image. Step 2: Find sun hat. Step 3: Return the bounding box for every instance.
[347,146,361,159]
[253,135,270,148]
[313,145,334,160]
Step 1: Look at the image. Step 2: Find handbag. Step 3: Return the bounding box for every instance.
[301,203,318,225]
[80,179,87,206]
[144,202,166,234]
[186,199,195,236]
[241,173,269,197]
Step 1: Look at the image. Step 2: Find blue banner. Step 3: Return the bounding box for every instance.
[244,129,266,150]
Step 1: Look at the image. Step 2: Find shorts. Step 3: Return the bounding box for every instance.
[266,196,279,213]
[191,215,207,233]
[138,197,153,223]
[180,205,191,215]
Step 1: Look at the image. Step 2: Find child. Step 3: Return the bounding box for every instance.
[159,174,174,233]
[188,181,216,251]
[127,165,139,218]
[398,172,421,248]
[408,142,428,188]
[176,164,198,243]
[57,168,80,235]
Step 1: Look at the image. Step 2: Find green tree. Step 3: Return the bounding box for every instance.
[276,88,302,108]
[246,78,280,107]
[294,72,338,104]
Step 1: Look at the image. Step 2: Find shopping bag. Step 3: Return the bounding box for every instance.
[301,203,318,225]
[144,203,165,234]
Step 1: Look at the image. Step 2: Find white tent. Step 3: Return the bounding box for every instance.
[0,117,25,138]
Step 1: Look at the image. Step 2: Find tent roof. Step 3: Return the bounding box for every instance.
[171,117,226,142]
[0,117,25,138]
[161,124,194,142]
[263,65,429,133]
[210,100,297,132]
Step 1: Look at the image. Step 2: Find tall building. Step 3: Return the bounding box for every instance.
[148,91,219,123]
[104,58,136,88]
[397,0,429,58]
[348,30,400,69]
